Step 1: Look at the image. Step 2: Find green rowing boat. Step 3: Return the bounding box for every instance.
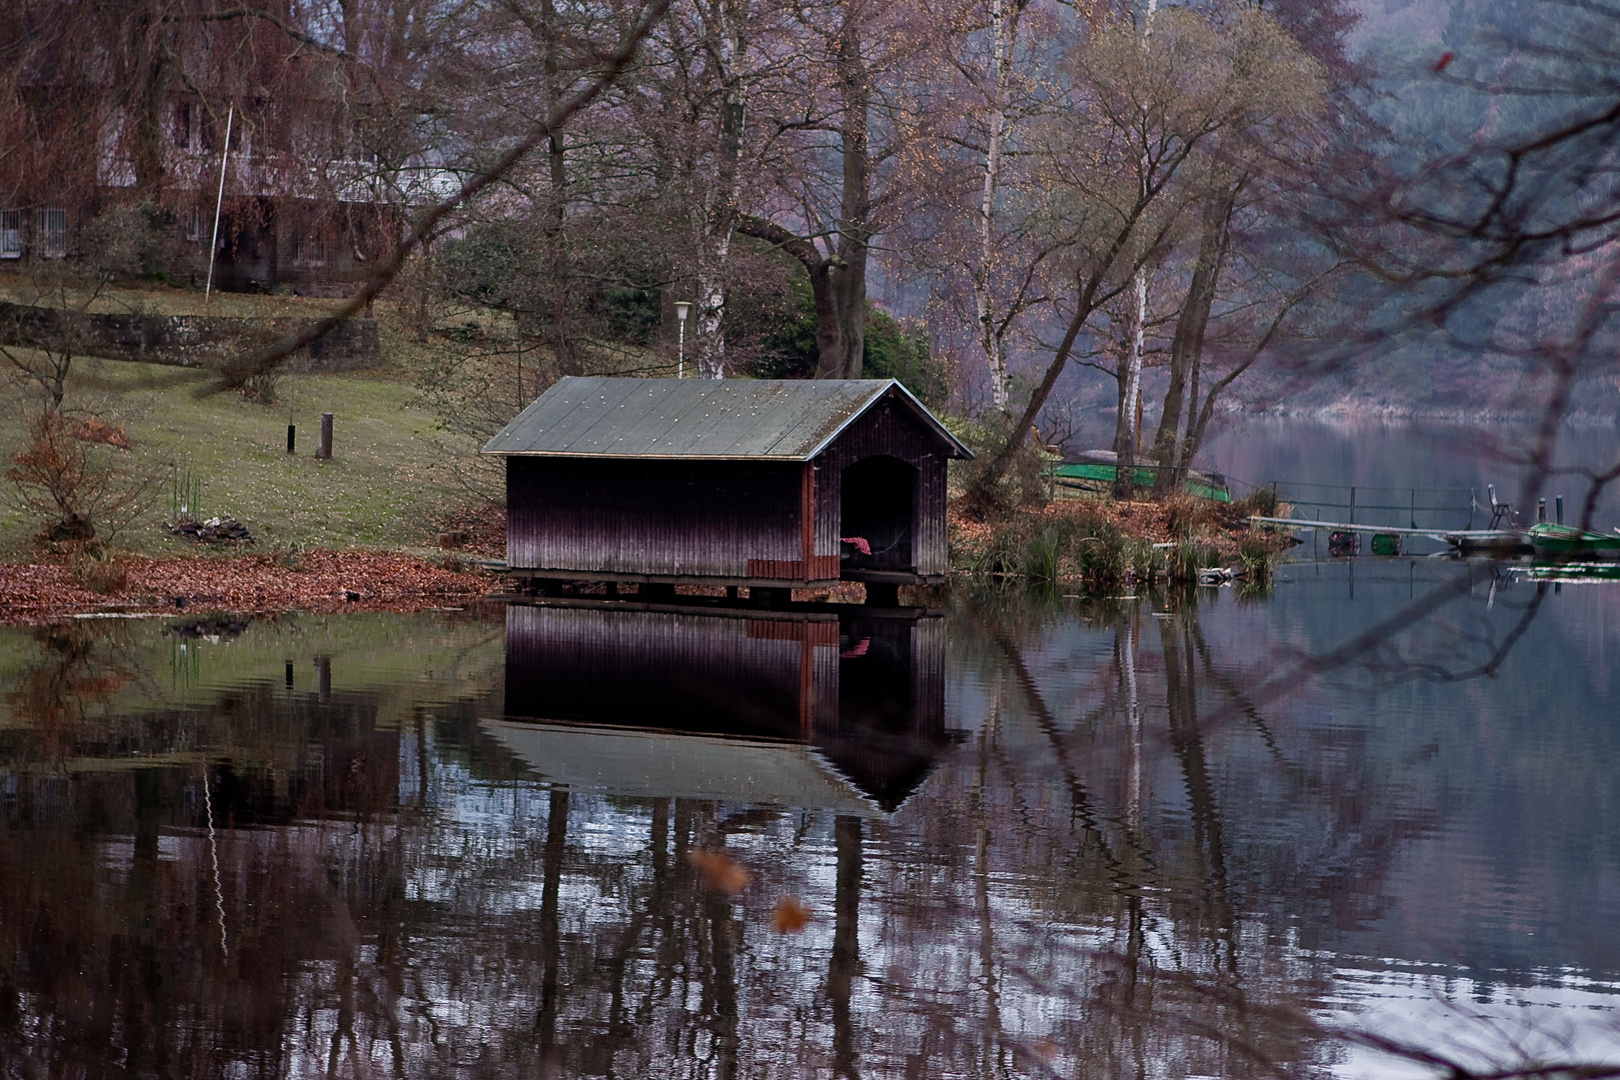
[1527,522,1620,559]
[1051,453,1232,503]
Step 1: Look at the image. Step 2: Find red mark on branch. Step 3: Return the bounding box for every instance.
[1434,51,1455,72]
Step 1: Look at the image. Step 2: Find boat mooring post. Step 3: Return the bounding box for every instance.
[1556,496,1564,525]
[1539,498,1547,523]
[1349,487,1356,524]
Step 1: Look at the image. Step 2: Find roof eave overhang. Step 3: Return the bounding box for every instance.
[795,379,974,461]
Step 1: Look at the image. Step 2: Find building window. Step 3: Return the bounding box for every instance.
[173,102,195,149]
[0,210,20,259]
[185,208,205,243]
[36,208,67,258]
[293,233,328,268]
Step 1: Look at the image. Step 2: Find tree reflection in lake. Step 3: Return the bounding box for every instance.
[0,572,1616,1078]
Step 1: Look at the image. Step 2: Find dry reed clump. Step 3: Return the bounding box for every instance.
[953,505,1224,592]
[1162,492,1227,538]
[950,494,1288,593]
[68,546,129,595]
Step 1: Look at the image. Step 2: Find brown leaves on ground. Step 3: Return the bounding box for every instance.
[432,502,506,558]
[770,896,813,933]
[72,418,133,449]
[687,850,751,895]
[0,550,494,623]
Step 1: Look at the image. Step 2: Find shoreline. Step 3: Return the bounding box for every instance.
[0,550,497,625]
[2,492,1281,623]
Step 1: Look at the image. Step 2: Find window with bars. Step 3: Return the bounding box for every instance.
[0,210,20,259]
[36,209,67,257]
[293,233,328,268]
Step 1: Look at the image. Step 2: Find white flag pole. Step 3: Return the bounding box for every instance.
[204,103,235,308]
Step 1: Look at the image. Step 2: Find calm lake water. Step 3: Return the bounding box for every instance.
[2,423,1618,1079]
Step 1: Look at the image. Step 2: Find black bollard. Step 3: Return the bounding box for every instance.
[1556,496,1564,525]
[286,423,296,454]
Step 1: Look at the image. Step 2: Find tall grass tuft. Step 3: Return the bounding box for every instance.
[1020,526,1066,585]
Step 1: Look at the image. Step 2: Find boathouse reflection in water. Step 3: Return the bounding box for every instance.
[496,601,952,813]
[493,599,953,1079]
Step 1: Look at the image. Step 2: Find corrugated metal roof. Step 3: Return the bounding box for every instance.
[480,376,972,460]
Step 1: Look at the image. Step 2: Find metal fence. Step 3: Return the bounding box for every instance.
[1228,477,1483,531]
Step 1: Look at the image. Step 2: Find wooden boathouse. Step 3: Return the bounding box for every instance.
[482,377,972,593]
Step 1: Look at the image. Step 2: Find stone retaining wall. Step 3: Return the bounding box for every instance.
[0,301,379,371]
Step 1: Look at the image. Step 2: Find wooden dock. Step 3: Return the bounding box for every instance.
[1249,516,1531,554]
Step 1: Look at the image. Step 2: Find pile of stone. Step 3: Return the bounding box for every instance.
[171,516,255,544]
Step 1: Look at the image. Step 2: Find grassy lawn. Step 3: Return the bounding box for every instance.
[0,355,486,558]
[0,272,683,560]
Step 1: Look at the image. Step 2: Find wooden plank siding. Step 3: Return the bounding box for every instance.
[811,393,951,579]
[508,457,811,579]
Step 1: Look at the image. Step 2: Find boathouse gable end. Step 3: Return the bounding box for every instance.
[484,378,969,588]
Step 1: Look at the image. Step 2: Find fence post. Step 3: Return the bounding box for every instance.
[1410,488,1417,529]
[1349,486,1356,524]
[316,413,333,460]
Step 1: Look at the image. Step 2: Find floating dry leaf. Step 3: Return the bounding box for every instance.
[687,851,750,895]
[770,895,813,933]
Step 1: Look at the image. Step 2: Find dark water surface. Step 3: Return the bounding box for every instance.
[3,434,1619,1078]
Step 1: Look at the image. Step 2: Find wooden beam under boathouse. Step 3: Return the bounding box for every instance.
[481,377,973,595]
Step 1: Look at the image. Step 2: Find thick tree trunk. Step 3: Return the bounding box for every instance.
[1113,268,1147,497]
[1151,189,1232,493]
[732,2,873,381]
[695,1,747,379]
[541,0,581,377]
[974,0,1019,413]
[819,3,871,380]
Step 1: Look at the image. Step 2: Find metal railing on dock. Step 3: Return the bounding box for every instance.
[1229,477,1481,532]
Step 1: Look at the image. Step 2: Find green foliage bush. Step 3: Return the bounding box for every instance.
[743,272,949,404]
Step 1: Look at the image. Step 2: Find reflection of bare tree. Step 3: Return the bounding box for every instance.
[831,815,863,1080]
[1158,607,1238,978]
[0,590,1607,1078]
[538,788,568,1066]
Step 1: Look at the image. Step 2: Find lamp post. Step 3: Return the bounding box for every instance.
[674,301,691,378]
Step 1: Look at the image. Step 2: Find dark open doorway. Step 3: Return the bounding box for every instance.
[840,456,916,573]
